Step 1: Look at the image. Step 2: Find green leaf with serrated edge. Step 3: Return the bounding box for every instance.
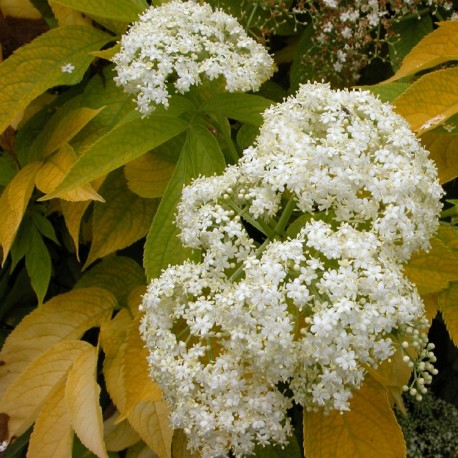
[76,256,145,307]
[0,155,18,186]
[41,115,188,200]
[144,125,226,281]
[0,26,112,134]
[393,67,458,134]
[359,83,409,103]
[439,283,458,347]
[386,21,458,83]
[0,287,115,398]
[28,96,104,161]
[200,93,273,126]
[253,434,302,457]
[51,0,147,23]
[388,14,433,72]
[84,170,159,268]
[25,225,52,304]
[303,375,406,458]
[404,236,458,295]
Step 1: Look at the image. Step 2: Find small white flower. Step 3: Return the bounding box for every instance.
[61,63,75,73]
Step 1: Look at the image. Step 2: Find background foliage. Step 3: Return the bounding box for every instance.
[1,0,458,457]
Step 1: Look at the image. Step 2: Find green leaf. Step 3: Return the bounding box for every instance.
[359,83,409,103]
[84,170,159,268]
[0,25,112,134]
[388,14,433,71]
[51,0,147,23]
[201,93,273,126]
[41,115,188,200]
[0,155,18,186]
[236,124,260,150]
[30,207,60,245]
[25,225,52,304]
[144,125,225,280]
[290,26,315,92]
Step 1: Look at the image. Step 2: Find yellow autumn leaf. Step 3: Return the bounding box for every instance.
[435,224,458,251]
[0,161,41,263]
[60,175,106,259]
[404,236,458,295]
[422,294,439,323]
[84,170,159,268]
[100,308,132,412]
[438,283,458,347]
[118,315,163,421]
[421,132,458,184]
[0,287,115,398]
[35,144,104,202]
[127,400,173,458]
[303,375,406,458]
[65,344,108,458]
[49,1,93,26]
[387,21,458,82]
[124,152,176,199]
[104,413,141,452]
[172,429,200,458]
[0,0,41,18]
[393,67,458,134]
[27,378,73,458]
[127,284,146,316]
[1,340,89,439]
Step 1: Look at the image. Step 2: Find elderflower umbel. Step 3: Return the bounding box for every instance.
[113,0,275,115]
[141,83,443,457]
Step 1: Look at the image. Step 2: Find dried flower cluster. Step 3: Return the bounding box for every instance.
[141,83,443,457]
[113,0,275,115]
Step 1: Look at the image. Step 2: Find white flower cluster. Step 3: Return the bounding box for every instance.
[113,0,275,115]
[140,83,443,457]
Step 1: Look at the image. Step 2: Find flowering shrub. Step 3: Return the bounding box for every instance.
[113,0,275,115]
[140,83,443,456]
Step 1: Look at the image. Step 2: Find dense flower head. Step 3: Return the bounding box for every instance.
[113,0,275,115]
[141,83,442,457]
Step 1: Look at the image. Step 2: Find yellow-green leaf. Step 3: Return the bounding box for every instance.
[393,67,458,134]
[35,144,104,202]
[65,344,108,458]
[124,152,175,198]
[421,132,458,184]
[127,400,173,458]
[1,340,89,438]
[303,375,406,458]
[0,25,112,134]
[104,413,141,452]
[42,115,188,200]
[387,21,458,82]
[77,256,145,308]
[438,283,458,347]
[84,170,159,268]
[49,1,93,26]
[0,287,115,398]
[28,378,73,458]
[0,0,41,18]
[172,429,200,458]
[404,236,458,295]
[119,316,163,421]
[51,0,147,23]
[0,161,41,263]
[360,83,409,103]
[125,441,157,458]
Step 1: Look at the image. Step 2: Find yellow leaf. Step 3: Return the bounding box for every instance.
[90,44,120,61]
[439,283,458,347]
[125,441,158,458]
[60,175,105,259]
[65,344,108,458]
[393,67,458,134]
[0,287,115,398]
[104,413,141,452]
[0,162,41,263]
[124,152,175,199]
[421,132,458,184]
[303,375,406,458]
[36,144,104,202]
[100,309,132,412]
[119,316,163,421]
[0,0,41,18]
[128,284,146,316]
[387,21,458,82]
[49,1,93,26]
[1,340,89,438]
[84,170,159,268]
[404,236,458,295]
[27,378,73,458]
[127,400,173,458]
[172,429,200,458]
[422,294,439,323]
